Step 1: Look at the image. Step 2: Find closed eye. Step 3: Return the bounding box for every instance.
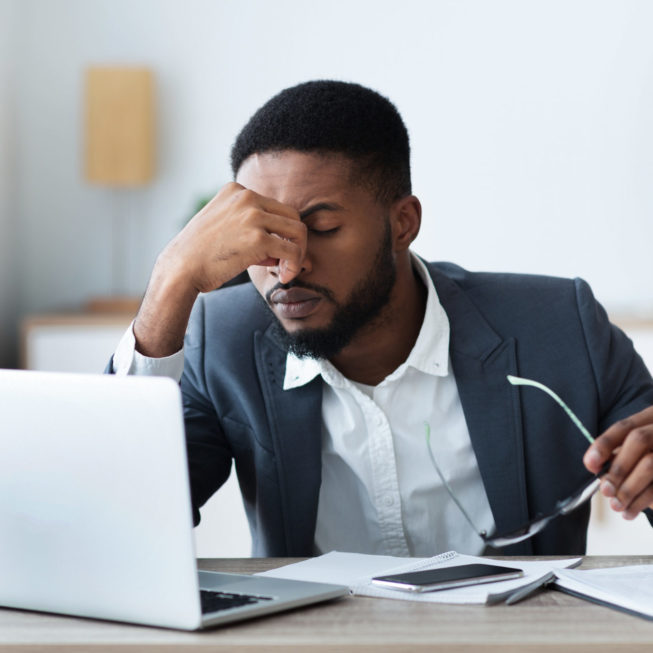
[308,227,339,236]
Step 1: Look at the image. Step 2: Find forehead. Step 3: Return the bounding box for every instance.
[235,151,367,209]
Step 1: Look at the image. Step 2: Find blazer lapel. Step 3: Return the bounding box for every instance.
[254,328,323,555]
[430,267,533,554]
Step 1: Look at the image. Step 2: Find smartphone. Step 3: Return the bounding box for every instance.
[371,563,524,593]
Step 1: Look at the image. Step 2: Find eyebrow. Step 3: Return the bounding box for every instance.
[298,202,344,221]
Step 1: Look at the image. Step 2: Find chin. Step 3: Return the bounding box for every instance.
[275,310,332,333]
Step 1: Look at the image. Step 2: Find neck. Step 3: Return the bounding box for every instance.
[329,255,427,386]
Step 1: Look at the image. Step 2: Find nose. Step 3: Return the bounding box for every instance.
[269,248,312,277]
[299,248,312,274]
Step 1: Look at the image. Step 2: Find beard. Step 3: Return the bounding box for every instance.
[268,220,397,360]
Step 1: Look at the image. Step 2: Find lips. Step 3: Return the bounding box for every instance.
[269,287,322,319]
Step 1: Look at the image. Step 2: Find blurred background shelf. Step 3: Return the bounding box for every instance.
[21,311,135,373]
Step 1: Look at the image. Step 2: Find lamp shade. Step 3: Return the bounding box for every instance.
[84,67,155,186]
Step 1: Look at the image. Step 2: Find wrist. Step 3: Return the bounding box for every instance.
[134,263,199,358]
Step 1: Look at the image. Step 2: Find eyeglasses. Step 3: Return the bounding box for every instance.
[425,375,610,548]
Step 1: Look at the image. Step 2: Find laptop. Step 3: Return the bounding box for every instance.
[0,369,347,630]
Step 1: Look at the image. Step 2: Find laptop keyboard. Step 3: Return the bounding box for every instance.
[200,589,273,614]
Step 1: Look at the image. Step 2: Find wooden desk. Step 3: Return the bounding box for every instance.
[1,557,653,652]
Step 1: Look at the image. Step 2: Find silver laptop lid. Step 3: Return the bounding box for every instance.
[0,370,203,629]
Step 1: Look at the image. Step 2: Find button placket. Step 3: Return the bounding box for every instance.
[364,400,409,556]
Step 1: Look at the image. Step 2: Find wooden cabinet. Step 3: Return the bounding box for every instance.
[21,313,133,372]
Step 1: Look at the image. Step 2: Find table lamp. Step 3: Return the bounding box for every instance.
[84,66,155,313]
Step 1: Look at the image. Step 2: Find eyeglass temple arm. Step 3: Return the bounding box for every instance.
[424,378,596,546]
[425,422,487,538]
[506,375,595,444]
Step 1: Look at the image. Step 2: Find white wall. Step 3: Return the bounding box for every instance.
[8,0,653,329]
[0,0,18,368]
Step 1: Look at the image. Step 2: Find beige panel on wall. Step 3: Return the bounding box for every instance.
[85,67,155,186]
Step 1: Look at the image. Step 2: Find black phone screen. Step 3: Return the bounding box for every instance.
[372,563,523,592]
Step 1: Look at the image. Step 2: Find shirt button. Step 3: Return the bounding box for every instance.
[383,495,395,507]
[374,414,384,427]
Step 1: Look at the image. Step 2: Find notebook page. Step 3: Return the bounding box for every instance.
[554,566,653,618]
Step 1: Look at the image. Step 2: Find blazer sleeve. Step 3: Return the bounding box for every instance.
[180,296,234,526]
[103,300,234,527]
[574,278,653,432]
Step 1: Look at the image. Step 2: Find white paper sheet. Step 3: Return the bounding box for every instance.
[258,550,582,604]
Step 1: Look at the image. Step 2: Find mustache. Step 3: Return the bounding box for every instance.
[265,280,336,305]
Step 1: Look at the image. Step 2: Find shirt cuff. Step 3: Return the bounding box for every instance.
[112,320,185,383]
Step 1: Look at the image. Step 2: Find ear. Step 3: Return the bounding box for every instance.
[390,195,422,252]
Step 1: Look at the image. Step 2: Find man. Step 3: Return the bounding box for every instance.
[112,80,653,556]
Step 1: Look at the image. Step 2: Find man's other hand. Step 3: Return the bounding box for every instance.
[584,406,653,519]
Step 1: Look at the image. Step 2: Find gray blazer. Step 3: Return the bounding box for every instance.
[178,261,653,556]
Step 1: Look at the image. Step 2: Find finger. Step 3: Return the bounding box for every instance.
[607,451,653,517]
[241,209,305,249]
[260,214,307,280]
[252,257,280,268]
[249,257,299,284]
[257,193,302,223]
[599,425,653,505]
[249,257,300,285]
[620,483,653,521]
[278,259,296,285]
[249,249,302,284]
[258,234,304,274]
[584,406,653,473]
[231,185,301,223]
[257,211,307,255]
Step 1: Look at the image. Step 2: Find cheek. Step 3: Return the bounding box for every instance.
[308,245,369,301]
[309,232,373,277]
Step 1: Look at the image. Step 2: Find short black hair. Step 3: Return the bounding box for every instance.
[230,80,411,204]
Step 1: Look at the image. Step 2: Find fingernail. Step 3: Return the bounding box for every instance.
[584,449,602,468]
[601,480,616,498]
[610,497,623,511]
[623,510,637,521]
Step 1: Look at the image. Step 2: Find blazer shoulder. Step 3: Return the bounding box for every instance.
[424,260,598,343]
[426,260,577,294]
[426,260,582,310]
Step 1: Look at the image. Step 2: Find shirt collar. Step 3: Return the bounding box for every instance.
[283,254,450,390]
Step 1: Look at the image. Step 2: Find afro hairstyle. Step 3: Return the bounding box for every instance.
[230,80,411,204]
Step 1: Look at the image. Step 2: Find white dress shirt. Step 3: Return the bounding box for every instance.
[284,256,495,556]
[113,255,496,556]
